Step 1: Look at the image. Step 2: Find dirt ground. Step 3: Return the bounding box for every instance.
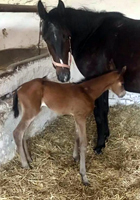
[1,105,140,200]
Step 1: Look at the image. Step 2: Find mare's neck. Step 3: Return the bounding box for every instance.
[65,8,104,56]
[80,71,119,100]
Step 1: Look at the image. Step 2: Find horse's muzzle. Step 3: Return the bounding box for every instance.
[57,68,70,82]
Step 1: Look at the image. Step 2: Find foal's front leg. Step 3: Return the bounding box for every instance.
[75,117,89,185]
[23,137,32,163]
[73,121,80,162]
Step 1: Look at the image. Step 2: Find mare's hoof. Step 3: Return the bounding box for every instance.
[105,131,110,142]
[94,147,103,155]
[105,137,109,142]
[105,135,110,142]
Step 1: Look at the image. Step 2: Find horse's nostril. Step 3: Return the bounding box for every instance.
[64,74,70,82]
[57,71,70,82]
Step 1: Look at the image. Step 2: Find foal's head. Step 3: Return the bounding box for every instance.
[110,66,126,98]
[38,0,71,82]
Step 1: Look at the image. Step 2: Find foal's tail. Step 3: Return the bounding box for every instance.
[12,91,19,118]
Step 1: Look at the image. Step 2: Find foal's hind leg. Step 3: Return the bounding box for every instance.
[75,117,89,185]
[13,117,33,168]
[94,91,109,154]
[23,137,32,163]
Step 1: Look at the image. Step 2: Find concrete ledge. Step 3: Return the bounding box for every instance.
[0,53,57,98]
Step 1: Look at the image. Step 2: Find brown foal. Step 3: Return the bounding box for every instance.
[13,65,126,185]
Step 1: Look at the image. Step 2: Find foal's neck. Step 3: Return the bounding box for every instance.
[80,71,119,100]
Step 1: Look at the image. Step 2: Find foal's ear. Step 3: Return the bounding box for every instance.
[38,0,48,20]
[109,59,116,70]
[57,0,65,14]
[120,66,127,75]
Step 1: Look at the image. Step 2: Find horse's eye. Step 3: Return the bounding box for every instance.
[63,34,66,39]
[63,34,69,40]
[122,82,124,86]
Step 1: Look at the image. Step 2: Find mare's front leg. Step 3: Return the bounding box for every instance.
[75,117,89,185]
[103,90,110,140]
[94,91,109,154]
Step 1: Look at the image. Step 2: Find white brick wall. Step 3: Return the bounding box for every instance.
[109,91,140,106]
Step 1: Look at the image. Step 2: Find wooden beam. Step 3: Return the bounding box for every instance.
[0,4,37,12]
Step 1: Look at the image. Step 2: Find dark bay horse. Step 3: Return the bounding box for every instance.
[13,66,126,185]
[38,0,140,153]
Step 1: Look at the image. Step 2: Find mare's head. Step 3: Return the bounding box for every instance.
[38,0,71,82]
[110,66,126,98]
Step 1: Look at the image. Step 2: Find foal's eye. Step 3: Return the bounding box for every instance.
[122,83,124,86]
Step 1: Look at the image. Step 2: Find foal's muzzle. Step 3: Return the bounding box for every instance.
[118,90,126,98]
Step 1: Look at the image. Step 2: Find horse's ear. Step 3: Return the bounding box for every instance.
[57,0,65,14]
[109,59,116,70]
[38,0,48,20]
[121,66,127,75]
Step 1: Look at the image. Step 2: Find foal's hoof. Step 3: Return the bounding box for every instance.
[73,156,79,163]
[28,157,33,163]
[81,175,90,186]
[22,165,31,169]
[22,163,32,169]
[83,181,90,186]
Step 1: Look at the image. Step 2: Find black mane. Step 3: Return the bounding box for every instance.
[49,6,124,34]
[48,7,124,61]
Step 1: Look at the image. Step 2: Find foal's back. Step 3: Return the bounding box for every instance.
[42,80,93,115]
[18,78,93,116]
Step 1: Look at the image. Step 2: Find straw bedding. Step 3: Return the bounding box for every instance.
[1,105,140,200]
